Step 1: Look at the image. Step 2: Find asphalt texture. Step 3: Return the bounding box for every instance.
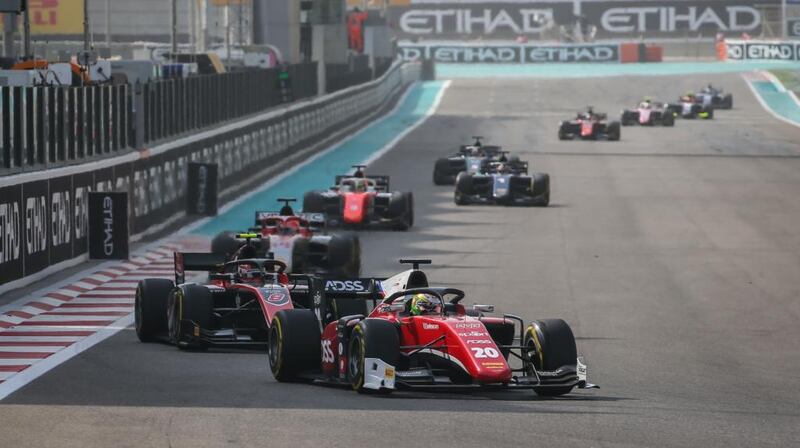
[2,73,800,447]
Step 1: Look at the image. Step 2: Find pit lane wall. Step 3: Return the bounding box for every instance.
[0,61,420,293]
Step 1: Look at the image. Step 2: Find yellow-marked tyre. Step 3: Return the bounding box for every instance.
[269,310,320,382]
[167,285,213,350]
[525,318,577,397]
[348,319,399,394]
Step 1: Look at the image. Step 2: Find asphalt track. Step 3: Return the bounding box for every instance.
[2,72,800,447]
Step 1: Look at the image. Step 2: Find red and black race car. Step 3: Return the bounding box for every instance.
[134,252,369,349]
[210,198,361,277]
[303,165,414,230]
[558,108,621,141]
[268,260,597,396]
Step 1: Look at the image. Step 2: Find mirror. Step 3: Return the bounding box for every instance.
[473,304,494,313]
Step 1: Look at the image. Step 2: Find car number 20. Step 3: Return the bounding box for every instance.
[321,340,335,363]
[471,347,499,358]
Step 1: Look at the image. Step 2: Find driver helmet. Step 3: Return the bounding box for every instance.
[495,163,510,174]
[409,293,441,316]
[470,146,481,157]
[237,264,262,284]
[278,219,299,236]
[353,178,367,193]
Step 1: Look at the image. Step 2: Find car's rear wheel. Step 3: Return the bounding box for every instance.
[531,173,550,207]
[348,319,399,394]
[135,278,174,342]
[303,191,326,213]
[525,319,578,397]
[211,231,240,258]
[454,172,473,205]
[167,285,213,350]
[433,159,452,185]
[269,309,321,382]
[606,121,621,141]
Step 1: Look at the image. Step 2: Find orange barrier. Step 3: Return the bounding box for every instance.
[645,45,663,62]
[620,43,639,63]
[716,41,727,61]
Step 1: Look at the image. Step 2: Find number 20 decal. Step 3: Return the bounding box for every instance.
[471,347,499,358]
[321,340,335,363]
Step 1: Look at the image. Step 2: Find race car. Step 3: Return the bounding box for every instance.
[210,199,361,277]
[692,84,733,110]
[454,160,549,206]
[268,259,598,396]
[432,136,514,185]
[621,99,675,126]
[134,253,369,349]
[558,108,621,141]
[303,165,414,230]
[666,94,714,119]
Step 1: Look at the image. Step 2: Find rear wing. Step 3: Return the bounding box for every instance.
[322,278,384,299]
[174,252,226,285]
[254,211,326,230]
[459,145,502,156]
[334,175,391,192]
[486,160,529,175]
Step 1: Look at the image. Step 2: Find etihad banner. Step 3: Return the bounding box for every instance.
[387,0,779,40]
[399,42,620,63]
[0,0,83,35]
[725,40,800,60]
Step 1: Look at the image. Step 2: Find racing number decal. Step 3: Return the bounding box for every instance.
[321,340,335,363]
[471,347,500,359]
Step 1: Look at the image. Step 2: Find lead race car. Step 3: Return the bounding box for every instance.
[210,198,360,277]
[558,107,621,141]
[303,165,414,230]
[692,84,733,110]
[268,260,598,396]
[621,99,675,127]
[666,93,714,119]
[432,136,516,185]
[134,252,369,349]
[454,160,549,206]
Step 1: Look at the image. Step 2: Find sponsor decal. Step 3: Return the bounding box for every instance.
[466,339,493,345]
[88,192,128,260]
[789,19,800,38]
[262,291,290,306]
[385,367,395,379]
[325,279,367,292]
[422,323,439,330]
[390,1,769,39]
[0,200,22,265]
[25,195,48,256]
[726,40,800,61]
[395,370,430,378]
[536,369,563,377]
[50,190,71,247]
[455,322,482,329]
[321,339,335,363]
[459,331,488,337]
[400,43,618,63]
[102,196,114,256]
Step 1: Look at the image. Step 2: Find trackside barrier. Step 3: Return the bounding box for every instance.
[0,61,420,292]
[723,40,800,61]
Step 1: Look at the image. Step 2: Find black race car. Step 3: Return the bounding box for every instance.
[303,165,413,230]
[693,85,733,110]
[454,160,549,207]
[666,94,714,119]
[433,136,515,185]
[210,199,361,277]
[134,253,369,349]
[559,109,621,140]
[621,101,675,126]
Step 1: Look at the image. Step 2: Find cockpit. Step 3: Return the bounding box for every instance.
[339,177,375,193]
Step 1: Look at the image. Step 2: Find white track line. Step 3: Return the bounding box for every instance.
[742,71,800,130]
[0,359,38,366]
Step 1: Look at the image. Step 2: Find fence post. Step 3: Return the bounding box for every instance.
[134,81,145,149]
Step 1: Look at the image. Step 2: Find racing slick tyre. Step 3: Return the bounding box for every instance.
[269,309,321,382]
[454,172,473,205]
[525,319,578,397]
[620,111,635,126]
[557,122,570,140]
[211,231,240,258]
[167,285,213,350]
[433,159,453,185]
[135,278,174,342]
[606,121,621,141]
[662,113,675,127]
[291,238,310,273]
[329,235,360,277]
[349,319,400,394]
[706,107,715,119]
[302,191,326,213]
[721,94,733,109]
[388,192,414,230]
[531,173,550,207]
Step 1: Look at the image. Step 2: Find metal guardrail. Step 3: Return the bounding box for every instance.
[0,62,319,175]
